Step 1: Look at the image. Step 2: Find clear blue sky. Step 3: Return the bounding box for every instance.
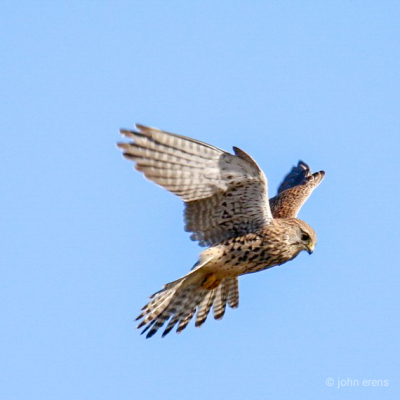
[1,2,399,399]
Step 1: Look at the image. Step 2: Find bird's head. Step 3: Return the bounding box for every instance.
[280,219,317,256]
[295,220,317,255]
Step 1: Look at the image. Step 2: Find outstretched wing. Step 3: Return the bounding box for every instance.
[118,124,273,246]
[269,161,325,219]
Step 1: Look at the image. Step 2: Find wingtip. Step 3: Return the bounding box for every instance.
[297,160,310,170]
[116,142,129,150]
[135,123,148,131]
[135,123,163,134]
[119,128,135,138]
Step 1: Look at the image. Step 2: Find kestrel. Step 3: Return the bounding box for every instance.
[118,124,325,338]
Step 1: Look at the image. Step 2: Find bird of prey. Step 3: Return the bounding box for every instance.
[118,124,325,338]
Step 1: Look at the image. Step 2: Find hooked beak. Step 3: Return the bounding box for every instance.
[306,243,315,255]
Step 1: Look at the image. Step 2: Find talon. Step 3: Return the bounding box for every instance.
[201,274,221,290]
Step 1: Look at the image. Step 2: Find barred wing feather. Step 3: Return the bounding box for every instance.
[118,124,273,246]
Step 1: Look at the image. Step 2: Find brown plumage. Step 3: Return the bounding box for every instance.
[118,124,325,338]
[269,161,325,218]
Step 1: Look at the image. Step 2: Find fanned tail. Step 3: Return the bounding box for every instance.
[136,275,239,338]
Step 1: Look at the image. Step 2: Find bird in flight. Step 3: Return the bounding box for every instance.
[118,124,325,338]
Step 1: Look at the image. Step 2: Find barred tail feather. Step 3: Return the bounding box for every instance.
[213,280,227,320]
[226,277,239,308]
[136,275,240,338]
[195,288,216,327]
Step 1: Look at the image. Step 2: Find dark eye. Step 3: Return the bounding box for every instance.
[301,233,310,241]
